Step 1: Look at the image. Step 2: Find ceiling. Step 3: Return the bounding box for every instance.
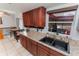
[0,3,64,14]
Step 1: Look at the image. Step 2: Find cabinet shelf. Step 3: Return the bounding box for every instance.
[49,21,73,24]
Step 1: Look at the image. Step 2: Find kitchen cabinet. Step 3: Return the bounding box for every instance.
[20,34,38,56]
[37,43,64,56]
[26,37,31,51]
[49,48,65,56]
[37,43,49,56]
[29,11,34,27]
[37,47,49,56]
[20,35,27,49]
[23,7,46,28]
[20,35,31,50]
[33,7,46,28]
[20,34,64,56]
[26,38,38,56]
[31,40,38,56]
[23,12,31,27]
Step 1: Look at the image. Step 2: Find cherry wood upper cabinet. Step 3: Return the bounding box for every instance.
[23,12,31,27]
[28,11,34,27]
[23,7,46,28]
[33,7,46,28]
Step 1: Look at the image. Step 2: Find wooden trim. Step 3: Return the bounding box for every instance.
[23,6,46,13]
[49,16,74,21]
[47,5,78,14]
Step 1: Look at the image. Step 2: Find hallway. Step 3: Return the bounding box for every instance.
[0,36,32,56]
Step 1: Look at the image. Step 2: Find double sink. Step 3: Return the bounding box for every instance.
[40,37,70,53]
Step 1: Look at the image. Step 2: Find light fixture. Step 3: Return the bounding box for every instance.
[0,12,4,17]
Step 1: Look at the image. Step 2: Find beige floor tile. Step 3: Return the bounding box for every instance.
[0,36,33,56]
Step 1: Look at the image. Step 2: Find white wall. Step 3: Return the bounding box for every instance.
[70,6,79,40]
[2,14,17,35]
[2,14,17,27]
[18,13,24,29]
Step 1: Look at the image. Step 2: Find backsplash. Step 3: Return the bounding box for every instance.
[26,28,44,32]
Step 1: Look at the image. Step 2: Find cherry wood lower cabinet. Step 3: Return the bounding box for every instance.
[49,48,65,56]
[26,37,31,51]
[31,40,38,56]
[37,43,49,56]
[20,34,38,56]
[20,35,27,49]
[20,35,64,56]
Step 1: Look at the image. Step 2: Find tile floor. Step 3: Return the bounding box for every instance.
[0,36,33,56]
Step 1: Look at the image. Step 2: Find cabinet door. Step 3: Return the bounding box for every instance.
[38,7,46,28]
[38,47,49,56]
[20,35,26,48]
[37,43,49,56]
[33,7,46,28]
[49,48,64,56]
[26,37,31,51]
[29,11,34,27]
[23,12,31,27]
[31,40,38,56]
[32,9,38,28]
[20,35,32,52]
[33,8,41,28]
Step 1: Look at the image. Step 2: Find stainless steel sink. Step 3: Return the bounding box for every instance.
[40,37,70,53]
[40,37,55,45]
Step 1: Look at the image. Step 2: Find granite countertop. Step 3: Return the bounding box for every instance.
[20,31,79,56]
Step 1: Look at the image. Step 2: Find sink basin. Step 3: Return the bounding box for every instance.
[40,37,69,53]
[40,37,55,45]
[53,39,68,52]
